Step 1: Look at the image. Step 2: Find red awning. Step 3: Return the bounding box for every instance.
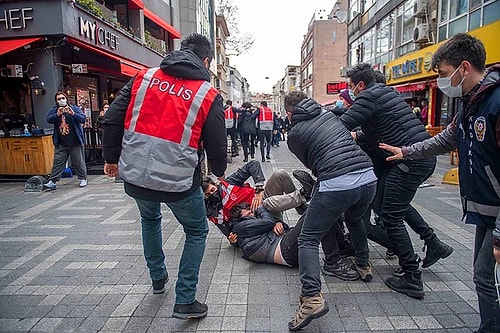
[143,8,181,39]
[0,37,42,56]
[394,82,427,93]
[128,0,144,9]
[66,37,146,77]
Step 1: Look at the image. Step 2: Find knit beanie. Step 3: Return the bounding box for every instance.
[339,89,354,105]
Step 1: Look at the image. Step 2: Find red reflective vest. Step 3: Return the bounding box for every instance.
[224,106,234,129]
[208,180,255,225]
[119,67,219,192]
[258,106,274,130]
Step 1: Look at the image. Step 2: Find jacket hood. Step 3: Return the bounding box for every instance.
[482,63,500,87]
[160,49,210,81]
[291,98,323,126]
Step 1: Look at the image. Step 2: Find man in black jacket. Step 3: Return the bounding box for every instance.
[285,91,377,331]
[340,63,436,299]
[101,33,227,320]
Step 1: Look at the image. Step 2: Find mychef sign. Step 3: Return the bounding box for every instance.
[391,57,423,79]
[0,7,33,30]
[79,17,119,50]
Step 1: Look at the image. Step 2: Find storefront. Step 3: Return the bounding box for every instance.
[0,0,179,175]
[385,20,500,130]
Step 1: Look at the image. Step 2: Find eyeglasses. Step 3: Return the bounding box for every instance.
[56,97,66,101]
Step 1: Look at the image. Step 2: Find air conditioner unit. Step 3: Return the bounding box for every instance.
[340,66,348,77]
[413,0,427,17]
[413,24,428,43]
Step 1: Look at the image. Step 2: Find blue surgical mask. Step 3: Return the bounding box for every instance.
[335,100,344,108]
[437,66,465,98]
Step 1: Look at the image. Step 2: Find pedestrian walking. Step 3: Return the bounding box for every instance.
[255,101,274,162]
[101,33,227,320]
[379,33,500,333]
[43,91,88,190]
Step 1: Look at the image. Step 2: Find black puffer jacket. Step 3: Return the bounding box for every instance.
[102,49,227,202]
[287,98,373,181]
[340,83,430,149]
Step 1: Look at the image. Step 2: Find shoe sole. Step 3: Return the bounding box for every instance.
[321,267,359,281]
[43,186,56,191]
[292,170,314,186]
[172,310,207,320]
[421,247,454,268]
[152,287,166,294]
[384,280,425,299]
[288,301,329,331]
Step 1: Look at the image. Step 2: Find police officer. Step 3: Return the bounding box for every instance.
[102,33,227,320]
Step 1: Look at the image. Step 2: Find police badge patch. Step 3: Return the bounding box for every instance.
[474,116,486,141]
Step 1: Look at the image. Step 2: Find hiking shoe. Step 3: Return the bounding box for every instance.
[393,266,404,277]
[152,275,168,294]
[351,263,373,282]
[43,180,56,191]
[384,270,424,299]
[293,170,315,200]
[322,260,359,281]
[172,300,208,319]
[288,293,329,331]
[386,249,397,258]
[422,236,454,268]
[79,179,87,187]
[295,203,308,215]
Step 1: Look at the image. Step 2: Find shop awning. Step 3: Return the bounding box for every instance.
[0,37,42,56]
[128,0,144,9]
[66,37,146,77]
[143,8,181,39]
[394,82,427,93]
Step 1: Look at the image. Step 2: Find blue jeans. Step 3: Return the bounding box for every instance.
[134,188,208,304]
[474,226,500,333]
[298,182,376,296]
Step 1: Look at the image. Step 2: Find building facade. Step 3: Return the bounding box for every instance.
[0,0,181,174]
[347,0,500,128]
[215,14,230,100]
[300,2,348,106]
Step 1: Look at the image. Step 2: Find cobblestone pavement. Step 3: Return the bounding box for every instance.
[0,142,479,332]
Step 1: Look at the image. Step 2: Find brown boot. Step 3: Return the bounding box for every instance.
[288,293,329,331]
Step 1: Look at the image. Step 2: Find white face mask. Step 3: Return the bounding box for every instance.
[437,66,465,98]
[57,97,67,107]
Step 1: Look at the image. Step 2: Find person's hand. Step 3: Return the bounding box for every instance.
[65,108,75,116]
[494,247,500,264]
[251,192,264,210]
[378,143,403,161]
[57,107,64,116]
[273,222,285,235]
[218,174,225,181]
[350,131,357,140]
[273,130,277,134]
[228,232,238,244]
[104,163,119,177]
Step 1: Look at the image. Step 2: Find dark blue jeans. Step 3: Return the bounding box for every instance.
[371,159,435,271]
[474,226,500,333]
[258,130,272,158]
[134,188,208,304]
[298,182,376,296]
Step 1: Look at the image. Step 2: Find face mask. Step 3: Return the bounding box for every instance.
[335,100,344,108]
[437,66,465,98]
[57,98,67,107]
[350,82,361,97]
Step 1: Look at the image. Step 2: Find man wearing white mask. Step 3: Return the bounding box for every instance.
[44,91,88,190]
[379,33,500,333]
[340,63,437,299]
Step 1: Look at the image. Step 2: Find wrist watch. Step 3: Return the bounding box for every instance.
[255,187,264,194]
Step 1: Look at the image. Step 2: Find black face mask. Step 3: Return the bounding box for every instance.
[205,188,222,218]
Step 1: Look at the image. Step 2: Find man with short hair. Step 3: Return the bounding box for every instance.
[379,33,500,333]
[102,33,227,320]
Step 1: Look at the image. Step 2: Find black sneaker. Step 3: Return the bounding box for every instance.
[172,300,208,319]
[293,170,315,200]
[152,275,168,294]
[321,259,359,281]
[422,236,454,268]
[266,154,270,160]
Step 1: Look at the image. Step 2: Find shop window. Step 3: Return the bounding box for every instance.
[438,25,448,41]
[484,0,500,25]
[449,16,468,35]
[470,0,482,9]
[469,10,481,30]
[440,0,449,22]
[450,0,469,19]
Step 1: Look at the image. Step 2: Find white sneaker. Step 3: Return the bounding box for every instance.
[43,180,56,190]
[79,179,87,187]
